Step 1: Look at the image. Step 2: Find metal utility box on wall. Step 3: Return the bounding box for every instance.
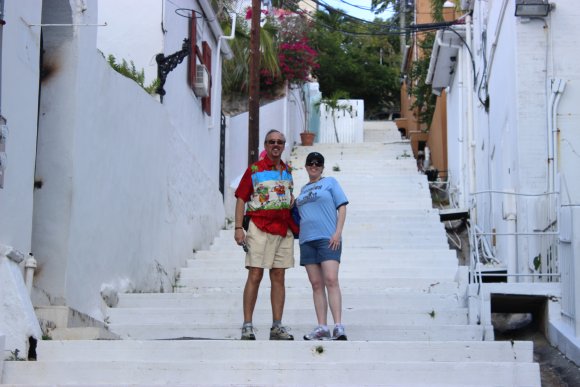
[193,64,209,97]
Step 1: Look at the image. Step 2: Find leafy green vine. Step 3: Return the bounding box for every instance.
[107,55,159,95]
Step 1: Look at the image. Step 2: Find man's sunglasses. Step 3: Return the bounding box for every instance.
[306,161,323,167]
[267,140,285,145]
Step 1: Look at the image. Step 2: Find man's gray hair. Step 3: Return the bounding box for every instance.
[264,129,285,143]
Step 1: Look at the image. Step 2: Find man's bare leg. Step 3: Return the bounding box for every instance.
[269,268,286,321]
[243,267,264,323]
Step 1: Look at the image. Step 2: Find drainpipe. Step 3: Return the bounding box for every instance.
[486,0,509,83]
[548,79,565,193]
[210,12,236,128]
[24,254,37,295]
[466,14,476,222]
[0,0,6,190]
[504,190,517,281]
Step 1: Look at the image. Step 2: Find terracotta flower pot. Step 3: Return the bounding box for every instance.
[300,132,315,146]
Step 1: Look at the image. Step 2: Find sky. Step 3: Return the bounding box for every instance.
[320,0,394,21]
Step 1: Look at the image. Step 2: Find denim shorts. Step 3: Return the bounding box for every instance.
[299,239,341,266]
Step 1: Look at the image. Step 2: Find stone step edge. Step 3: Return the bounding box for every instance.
[34,339,534,362]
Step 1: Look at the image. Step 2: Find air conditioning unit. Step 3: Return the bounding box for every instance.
[193,64,209,97]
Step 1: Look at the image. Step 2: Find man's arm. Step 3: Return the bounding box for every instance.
[234,197,246,245]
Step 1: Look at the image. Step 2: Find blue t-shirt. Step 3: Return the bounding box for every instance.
[296,177,348,244]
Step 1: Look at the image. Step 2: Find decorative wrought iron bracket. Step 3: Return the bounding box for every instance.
[155,38,191,97]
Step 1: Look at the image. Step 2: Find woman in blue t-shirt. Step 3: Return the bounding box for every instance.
[295,152,349,341]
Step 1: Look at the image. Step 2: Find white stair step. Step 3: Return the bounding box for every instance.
[1,360,540,386]
[105,323,488,341]
[117,292,462,309]
[343,219,445,228]
[107,307,468,326]
[48,327,119,340]
[201,244,457,255]
[174,277,461,290]
[336,185,431,193]
[212,235,450,246]
[179,269,459,281]
[179,267,458,280]
[208,241,451,251]
[342,231,449,241]
[218,226,448,238]
[33,339,534,363]
[210,237,451,250]
[344,240,450,248]
[191,248,458,262]
[343,224,445,232]
[186,257,458,269]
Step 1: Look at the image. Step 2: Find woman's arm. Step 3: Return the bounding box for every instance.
[329,204,347,250]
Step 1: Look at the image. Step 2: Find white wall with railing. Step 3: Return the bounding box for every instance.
[558,178,580,337]
[443,0,580,361]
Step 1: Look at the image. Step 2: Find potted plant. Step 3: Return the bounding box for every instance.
[297,83,316,146]
[300,130,316,146]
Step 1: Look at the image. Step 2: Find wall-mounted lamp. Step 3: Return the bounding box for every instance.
[515,0,553,17]
[155,39,191,99]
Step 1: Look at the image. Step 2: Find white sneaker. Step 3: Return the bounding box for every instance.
[303,326,331,340]
[333,325,347,340]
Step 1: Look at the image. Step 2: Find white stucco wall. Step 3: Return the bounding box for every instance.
[0,0,42,256]
[551,3,580,221]
[549,2,580,338]
[98,0,229,189]
[97,0,163,84]
[0,253,42,360]
[447,0,567,276]
[446,0,580,344]
[444,55,466,209]
[475,1,521,272]
[160,0,223,188]
[31,0,225,321]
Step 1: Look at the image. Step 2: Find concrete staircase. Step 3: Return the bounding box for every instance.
[1,123,541,386]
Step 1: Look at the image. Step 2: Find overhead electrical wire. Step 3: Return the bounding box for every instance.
[221,0,464,40]
[300,1,480,94]
[301,0,460,37]
[332,0,377,12]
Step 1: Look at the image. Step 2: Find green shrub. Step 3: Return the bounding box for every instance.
[107,54,159,95]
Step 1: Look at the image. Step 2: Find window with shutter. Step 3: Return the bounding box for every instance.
[188,14,198,89]
[202,41,212,116]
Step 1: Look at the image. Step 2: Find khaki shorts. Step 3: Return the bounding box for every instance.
[245,220,295,269]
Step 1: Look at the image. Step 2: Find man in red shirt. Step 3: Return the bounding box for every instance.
[234,129,297,340]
